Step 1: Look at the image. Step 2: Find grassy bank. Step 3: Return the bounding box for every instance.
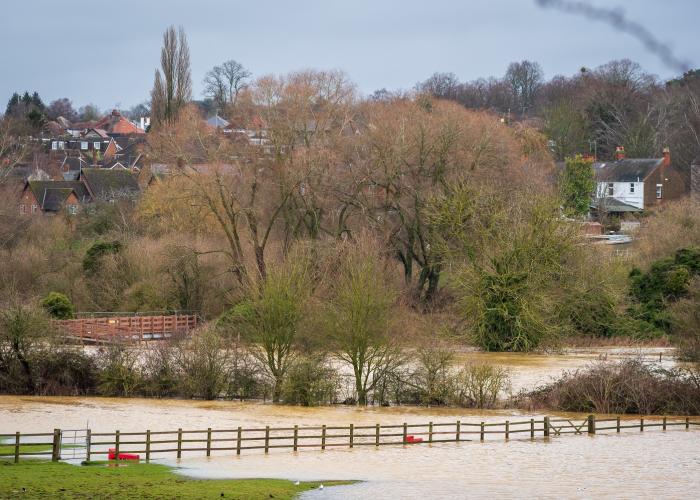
[0,461,335,499]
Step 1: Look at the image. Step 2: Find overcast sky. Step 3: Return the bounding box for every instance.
[0,0,697,111]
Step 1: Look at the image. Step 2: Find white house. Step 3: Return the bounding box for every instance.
[592,147,687,213]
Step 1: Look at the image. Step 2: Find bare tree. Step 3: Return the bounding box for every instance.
[203,60,251,112]
[505,60,544,116]
[151,26,192,125]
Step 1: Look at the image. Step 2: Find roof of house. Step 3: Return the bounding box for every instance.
[80,168,140,198]
[62,156,87,172]
[595,158,664,182]
[207,115,231,128]
[42,188,75,211]
[591,197,642,212]
[27,180,91,206]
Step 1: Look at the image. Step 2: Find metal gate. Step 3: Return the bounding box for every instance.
[59,428,90,461]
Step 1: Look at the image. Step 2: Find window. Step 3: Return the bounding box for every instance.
[58,141,65,150]
[607,183,614,196]
[94,142,101,150]
[656,184,663,199]
[31,204,39,214]
[51,141,58,150]
[67,204,78,215]
[629,183,635,194]
[81,141,88,150]
[19,204,26,215]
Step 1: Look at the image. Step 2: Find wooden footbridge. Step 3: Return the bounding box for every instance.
[54,312,199,344]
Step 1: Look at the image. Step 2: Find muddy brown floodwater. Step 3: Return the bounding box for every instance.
[1,347,697,498]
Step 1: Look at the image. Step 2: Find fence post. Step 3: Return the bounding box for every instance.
[587,415,596,435]
[375,424,380,447]
[616,417,621,433]
[321,425,326,450]
[14,431,20,463]
[480,422,485,442]
[293,425,298,452]
[206,428,211,457]
[86,429,92,463]
[543,417,550,438]
[349,424,354,449]
[145,430,151,462]
[686,417,690,430]
[51,428,61,462]
[264,426,270,454]
[428,422,433,444]
[640,417,644,432]
[177,428,182,459]
[456,420,461,442]
[402,423,407,445]
[530,418,535,439]
[505,421,510,440]
[114,430,120,461]
[662,416,667,431]
[236,427,242,455]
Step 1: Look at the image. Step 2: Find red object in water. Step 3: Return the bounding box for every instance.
[108,448,140,461]
[405,435,423,443]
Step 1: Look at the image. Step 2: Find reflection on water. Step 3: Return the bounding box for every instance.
[0,347,694,498]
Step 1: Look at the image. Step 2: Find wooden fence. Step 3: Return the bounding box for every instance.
[54,314,198,343]
[2,416,699,463]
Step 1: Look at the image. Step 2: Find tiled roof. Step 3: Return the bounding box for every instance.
[80,168,140,199]
[28,180,90,206]
[595,159,663,182]
[42,188,74,211]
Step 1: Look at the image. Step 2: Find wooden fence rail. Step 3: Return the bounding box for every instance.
[2,416,698,463]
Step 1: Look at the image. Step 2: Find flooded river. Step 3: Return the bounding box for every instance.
[1,347,697,498]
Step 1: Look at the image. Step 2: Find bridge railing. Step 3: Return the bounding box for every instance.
[54,313,198,343]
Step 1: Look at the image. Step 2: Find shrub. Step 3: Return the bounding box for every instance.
[140,341,180,397]
[177,328,231,400]
[30,347,98,395]
[410,345,455,406]
[96,346,142,397]
[82,240,122,275]
[670,277,700,363]
[280,356,339,406]
[524,360,700,415]
[40,292,75,319]
[452,363,510,409]
[563,287,618,338]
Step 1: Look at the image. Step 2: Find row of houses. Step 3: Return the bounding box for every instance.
[12,110,147,216]
[18,168,140,215]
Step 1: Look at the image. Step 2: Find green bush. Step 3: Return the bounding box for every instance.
[627,247,700,333]
[96,346,142,397]
[39,292,75,319]
[82,240,122,275]
[280,356,338,406]
[564,287,617,337]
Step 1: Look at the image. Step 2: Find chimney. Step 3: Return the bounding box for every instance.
[692,156,700,202]
[615,146,625,161]
[662,147,671,168]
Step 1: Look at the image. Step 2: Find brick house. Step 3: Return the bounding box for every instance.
[19,180,90,216]
[18,168,140,216]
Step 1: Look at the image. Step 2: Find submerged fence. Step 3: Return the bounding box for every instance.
[2,416,699,463]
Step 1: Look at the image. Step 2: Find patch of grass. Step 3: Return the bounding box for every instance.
[0,460,338,499]
[0,443,79,457]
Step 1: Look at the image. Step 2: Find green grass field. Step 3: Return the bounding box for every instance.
[0,461,337,499]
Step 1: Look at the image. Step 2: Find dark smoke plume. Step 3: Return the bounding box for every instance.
[536,0,691,73]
